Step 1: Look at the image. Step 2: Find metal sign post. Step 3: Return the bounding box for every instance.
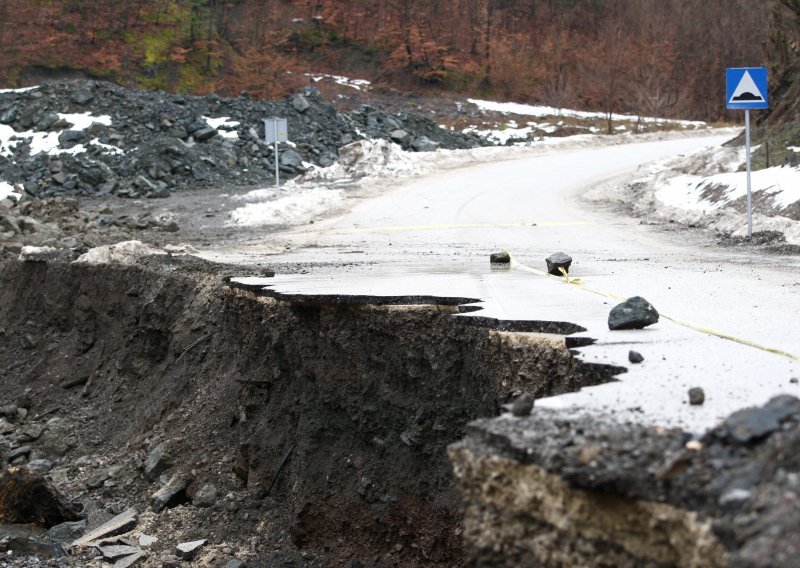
[264,118,288,188]
[726,67,768,238]
[745,109,752,236]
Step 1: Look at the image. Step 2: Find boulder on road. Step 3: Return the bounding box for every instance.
[608,296,659,330]
[545,252,572,276]
[490,251,510,264]
[688,387,705,405]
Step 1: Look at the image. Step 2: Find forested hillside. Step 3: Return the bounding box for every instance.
[1,0,798,121]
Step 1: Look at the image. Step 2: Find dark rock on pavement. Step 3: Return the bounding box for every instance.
[688,387,705,405]
[608,296,659,330]
[490,251,511,264]
[545,252,572,276]
[628,350,644,363]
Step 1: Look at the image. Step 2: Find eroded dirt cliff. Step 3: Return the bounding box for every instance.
[0,255,617,566]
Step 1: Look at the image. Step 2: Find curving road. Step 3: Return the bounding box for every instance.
[206,133,800,433]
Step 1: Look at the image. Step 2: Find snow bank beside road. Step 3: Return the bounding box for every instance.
[230,187,346,227]
[586,135,800,244]
[467,98,706,128]
[229,130,734,229]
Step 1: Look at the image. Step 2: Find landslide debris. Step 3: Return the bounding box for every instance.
[0,255,618,567]
[0,80,486,201]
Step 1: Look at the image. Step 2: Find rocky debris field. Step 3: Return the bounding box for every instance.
[0,80,487,200]
[0,79,492,256]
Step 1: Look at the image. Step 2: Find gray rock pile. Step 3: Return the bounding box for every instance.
[0,80,488,201]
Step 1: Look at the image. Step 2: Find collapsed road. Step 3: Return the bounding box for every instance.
[2,127,800,566]
[207,131,799,433]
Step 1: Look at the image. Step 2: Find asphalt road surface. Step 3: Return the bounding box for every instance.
[204,133,800,433]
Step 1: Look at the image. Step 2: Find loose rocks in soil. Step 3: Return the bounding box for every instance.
[0,80,488,202]
[0,255,620,567]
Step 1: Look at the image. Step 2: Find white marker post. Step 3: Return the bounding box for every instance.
[264,118,288,189]
[726,67,768,238]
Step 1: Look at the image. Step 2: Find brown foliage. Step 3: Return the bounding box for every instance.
[0,1,794,121]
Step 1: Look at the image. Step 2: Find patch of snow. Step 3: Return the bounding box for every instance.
[585,131,800,244]
[0,112,115,157]
[462,124,539,145]
[61,112,112,130]
[298,139,431,184]
[305,73,371,91]
[787,146,800,153]
[652,145,800,214]
[203,116,240,140]
[467,98,706,127]
[74,240,163,265]
[0,181,21,201]
[230,186,345,227]
[28,131,65,155]
[18,246,56,262]
[0,86,38,94]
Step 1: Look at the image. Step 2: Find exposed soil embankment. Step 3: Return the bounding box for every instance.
[449,401,800,567]
[0,256,618,566]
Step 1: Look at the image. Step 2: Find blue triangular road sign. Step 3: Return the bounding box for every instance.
[726,68,768,110]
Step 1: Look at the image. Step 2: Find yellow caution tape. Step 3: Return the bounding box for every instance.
[504,248,800,363]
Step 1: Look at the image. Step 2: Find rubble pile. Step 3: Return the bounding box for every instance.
[0,80,487,201]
